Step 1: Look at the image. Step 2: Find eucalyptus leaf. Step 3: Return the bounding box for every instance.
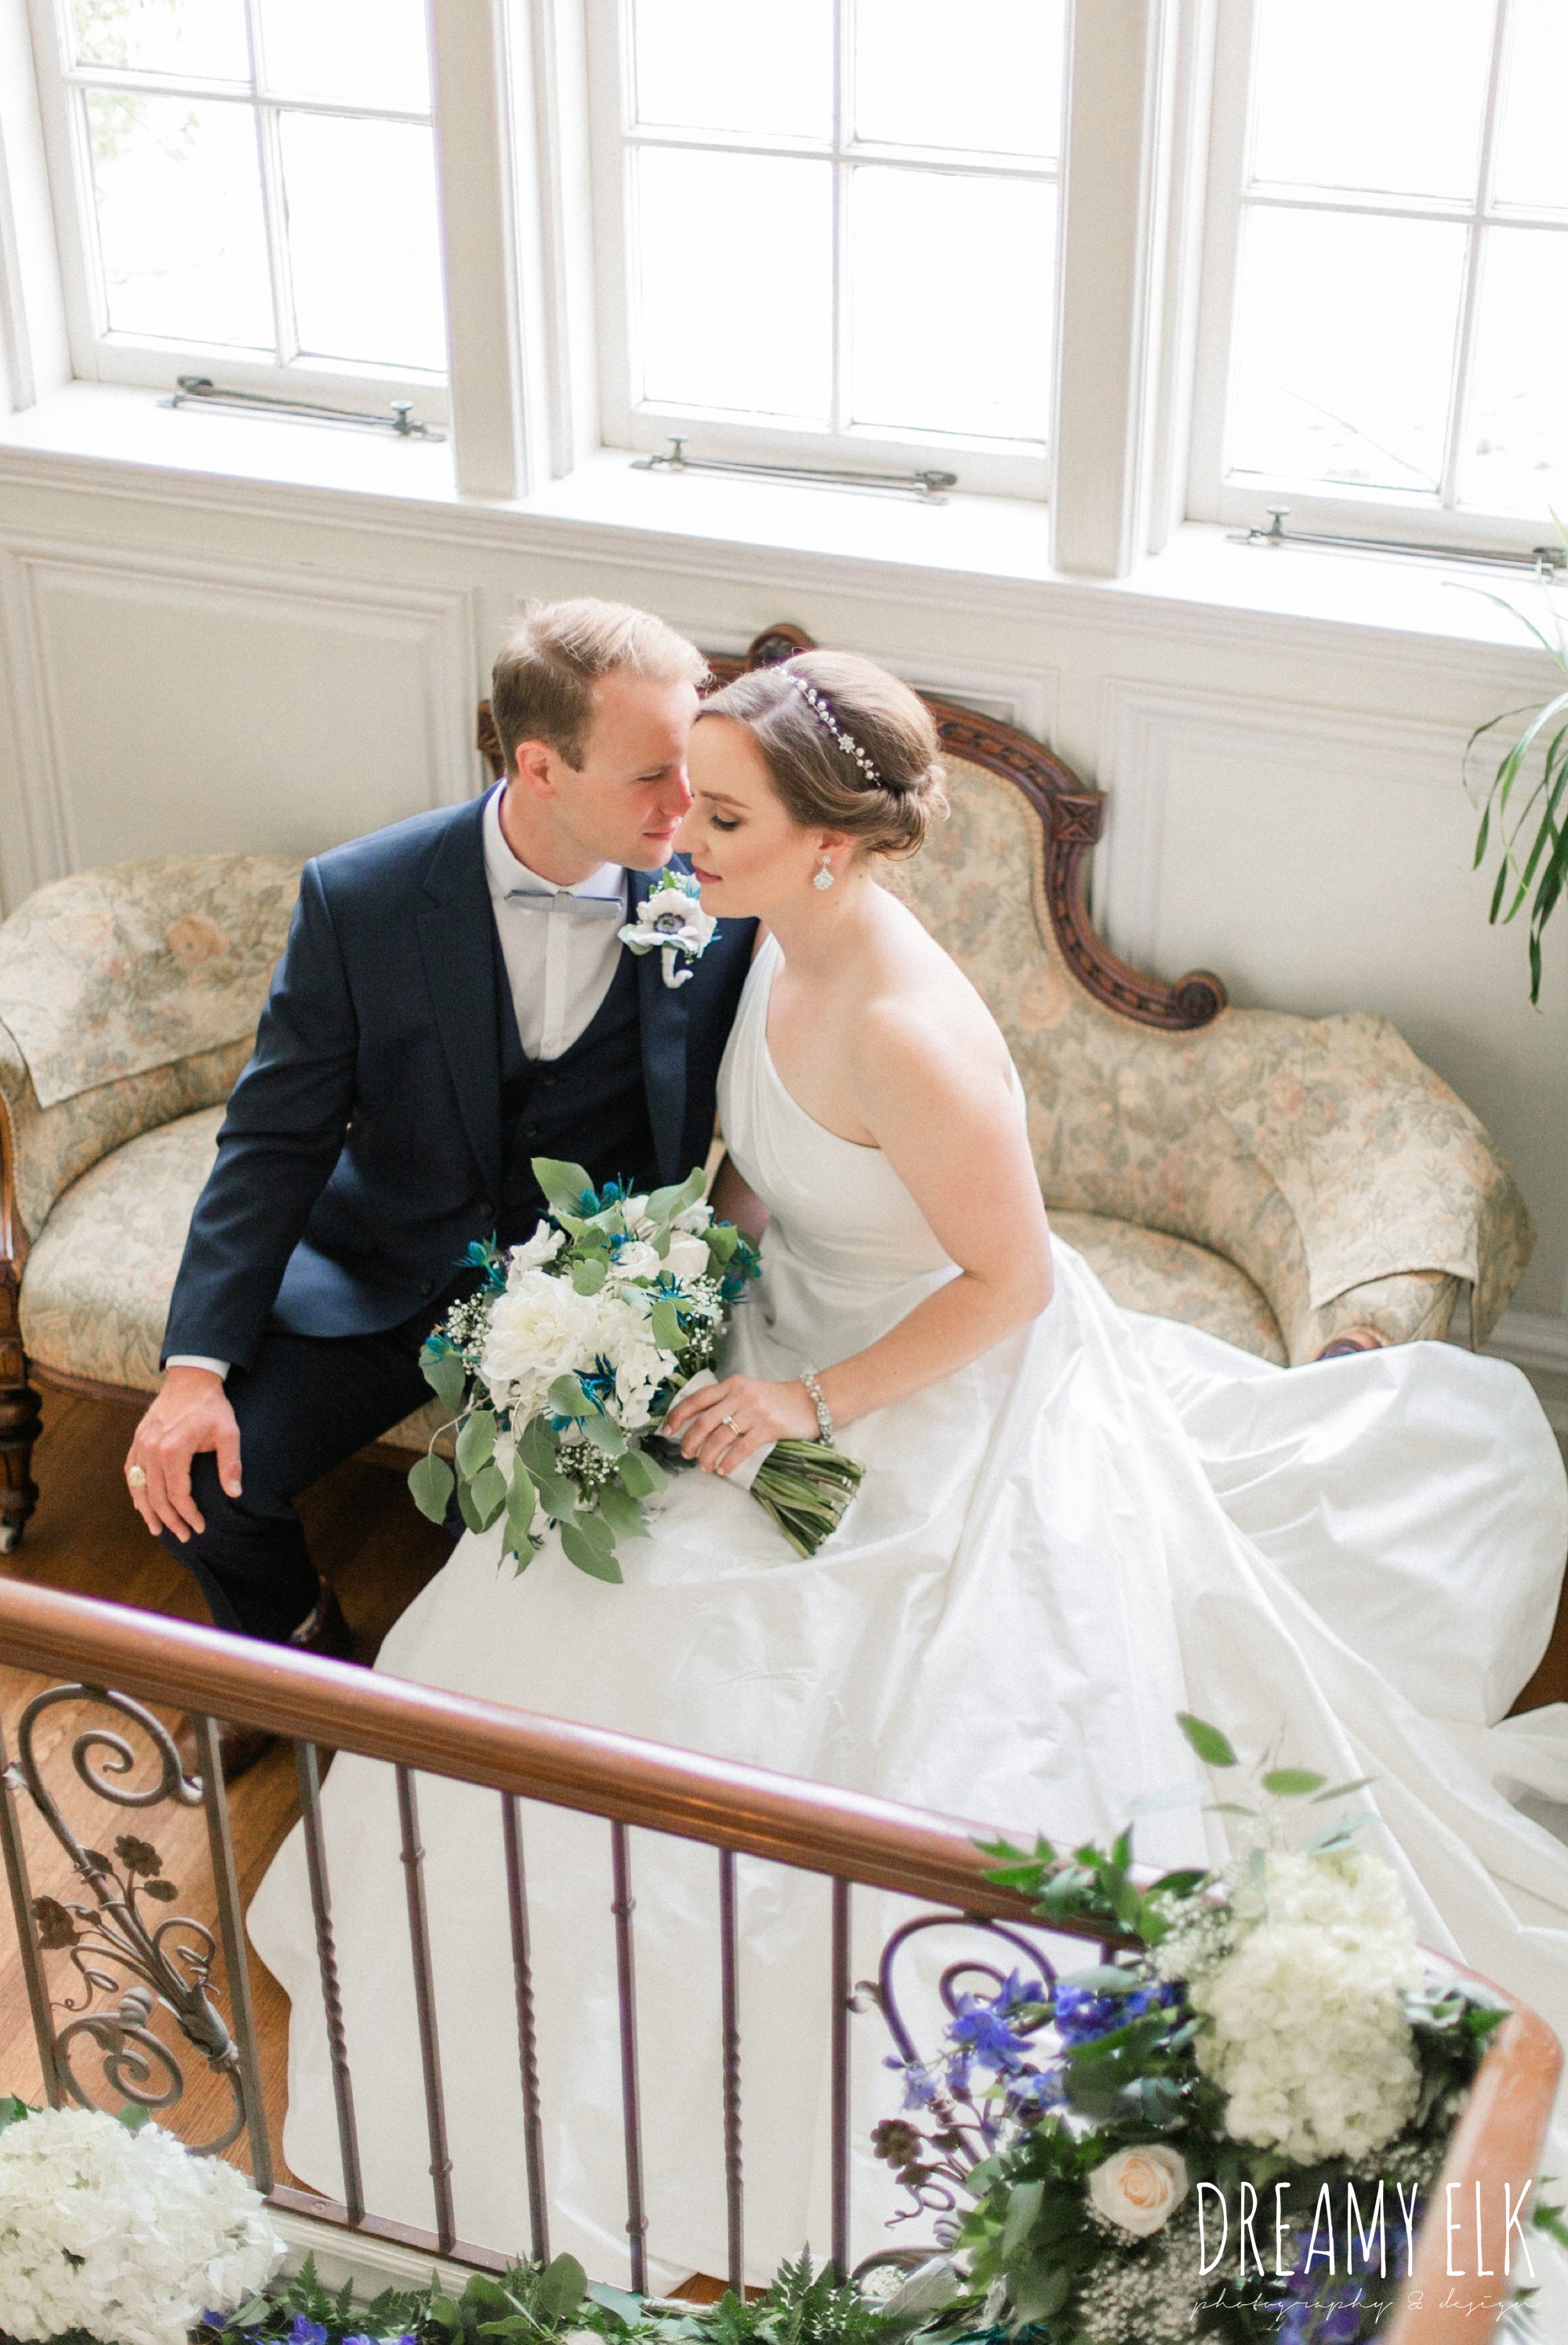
[462,1460,508,1532]
[506,1464,538,1545]
[534,1467,579,1519]
[595,1482,649,1539]
[535,2253,588,2323]
[519,1416,557,1476]
[1261,1767,1326,1797]
[1177,1712,1239,1768]
[408,1452,455,1523]
[532,1156,596,1214]
[619,1449,666,1499]
[650,1298,684,1352]
[1000,2178,1044,2260]
[563,1520,624,1581]
[572,1256,608,1295]
[647,1167,706,1223]
[455,1408,497,1478]
[548,1374,595,1418]
[420,1345,468,1413]
[580,1413,627,1456]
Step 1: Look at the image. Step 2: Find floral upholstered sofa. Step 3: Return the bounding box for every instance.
[0,625,1532,1549]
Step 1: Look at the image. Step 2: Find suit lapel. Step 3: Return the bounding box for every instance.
[630,866,690,1184]
[416,796,503,1194]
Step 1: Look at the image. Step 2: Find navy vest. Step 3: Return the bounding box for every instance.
[493,919,659,1243]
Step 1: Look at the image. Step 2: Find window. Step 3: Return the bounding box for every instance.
[25,0,448,406]
[1192,0,1568,542]
[586,0,1066,499]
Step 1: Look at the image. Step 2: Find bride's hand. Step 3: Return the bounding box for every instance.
[665,1374,818,1476]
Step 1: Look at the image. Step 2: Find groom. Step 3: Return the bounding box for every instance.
[126,597,754,1767]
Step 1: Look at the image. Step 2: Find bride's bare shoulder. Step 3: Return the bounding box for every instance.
[852,895,1012,1098]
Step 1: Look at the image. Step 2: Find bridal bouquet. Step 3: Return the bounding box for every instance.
[407,1157,863,1578]
[869,1714,1565,2345]
[0,2096,282,2345]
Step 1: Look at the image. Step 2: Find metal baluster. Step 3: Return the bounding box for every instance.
[610,1821,648,2291]
[829,1879,851,2280]
[500,1794,549,2263]
[193,1715,273,2193]
[294,1741,362,2223]
[718,1847,743,2293]
[0,1717,63,2106]
[395,1766,455,2252]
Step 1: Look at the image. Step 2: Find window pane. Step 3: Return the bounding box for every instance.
[1493,0,1568,215]
[1460,227,1568,514]
[71,0,249,82]
[259,0,431,114]
[280,114,446,371]
[1250,0,1493,201]
[1229,208,1465,492]
[850,167,1053,441]
[87,90,272,347]
[632,0,831,140]
[852,0,1065,162]
[634,147,831,418]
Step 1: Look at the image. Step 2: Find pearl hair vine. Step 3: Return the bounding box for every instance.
[789,674,883,786]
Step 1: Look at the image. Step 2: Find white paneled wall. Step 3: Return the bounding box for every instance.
[0,455,1561,1385]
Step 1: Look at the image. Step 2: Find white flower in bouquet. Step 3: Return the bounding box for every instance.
[509,1224,566,1273]
[595,1307,678,1432]
[1087,2144,1189,2238]
[611,1240,662,1283]
[673,1200,713,1234]
[0,2106,282,2345]
[480,1265,604,1418]
[663,1229,713,1283]
[1176,1846,1423,2162]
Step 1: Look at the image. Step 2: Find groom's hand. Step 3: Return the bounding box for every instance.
[126,1367,242,1542]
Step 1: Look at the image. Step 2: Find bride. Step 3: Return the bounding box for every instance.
[249,651,1568,2292]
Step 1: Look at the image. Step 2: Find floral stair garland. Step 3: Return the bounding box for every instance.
[4,1715,1565,2345]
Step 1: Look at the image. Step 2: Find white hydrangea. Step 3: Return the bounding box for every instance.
[1176,1849,1423,2165]
[480,1265,604,1419]
[594,1301,678,1432]
[0,2107,282,2345]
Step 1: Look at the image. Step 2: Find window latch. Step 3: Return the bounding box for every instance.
[632,435,957,503]
[159,377,446,441]
[1230,504,1563,575]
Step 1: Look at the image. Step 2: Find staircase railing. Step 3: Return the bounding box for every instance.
[0,1577,1559,2343]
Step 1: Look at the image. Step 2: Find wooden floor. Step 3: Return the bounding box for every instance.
[0,1387,452,2187]
[3,1387,1567,2209]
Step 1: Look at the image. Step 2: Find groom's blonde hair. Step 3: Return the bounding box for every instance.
[492,597,709,773]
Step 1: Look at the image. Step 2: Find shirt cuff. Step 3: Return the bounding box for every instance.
[165,1355,230,1380]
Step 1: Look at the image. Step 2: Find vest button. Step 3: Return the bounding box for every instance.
[420,1280,434,1297]
[476,1200,492,1218]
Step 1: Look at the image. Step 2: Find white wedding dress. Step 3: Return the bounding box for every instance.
[249,933,1568,2296]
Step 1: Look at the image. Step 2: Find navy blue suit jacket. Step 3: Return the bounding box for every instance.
[162,795,756,1372]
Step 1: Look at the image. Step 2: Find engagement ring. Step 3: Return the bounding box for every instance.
[720,1415,740,1434]
[126,1465,147,1488]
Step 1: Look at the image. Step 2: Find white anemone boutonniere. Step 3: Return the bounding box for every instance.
[619,869,717,989]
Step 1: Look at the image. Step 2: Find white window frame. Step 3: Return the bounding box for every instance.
[1188,0,1568,558]
[583,0,1061,503]
[21,0,454,422]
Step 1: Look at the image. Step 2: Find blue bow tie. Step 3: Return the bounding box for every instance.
[503,884,625,921]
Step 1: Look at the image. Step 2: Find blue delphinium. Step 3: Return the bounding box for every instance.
[1051,1977,1174,2046]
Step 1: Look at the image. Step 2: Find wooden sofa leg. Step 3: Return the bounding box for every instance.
[0,1267,40,1552]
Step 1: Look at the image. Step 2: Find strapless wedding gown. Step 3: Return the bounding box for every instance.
[249,933,1568,2294]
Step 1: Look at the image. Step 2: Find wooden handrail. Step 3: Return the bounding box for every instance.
[0,1579,1058,1925]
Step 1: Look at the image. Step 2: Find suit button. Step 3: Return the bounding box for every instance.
[541,1076,558,1090]
[476,1200,493,1218]
[420,1280,434,1298]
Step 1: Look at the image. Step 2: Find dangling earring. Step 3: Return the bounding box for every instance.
[813,852,835,891]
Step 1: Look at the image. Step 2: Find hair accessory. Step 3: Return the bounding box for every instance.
[813,853,836,891]
[800,1363,834,1445]
[789,675,882,786]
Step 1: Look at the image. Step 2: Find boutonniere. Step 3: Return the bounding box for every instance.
[618,870,717,989]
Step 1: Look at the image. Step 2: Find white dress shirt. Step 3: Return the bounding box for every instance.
[481,782,627,1062]
[169,788,629,1381]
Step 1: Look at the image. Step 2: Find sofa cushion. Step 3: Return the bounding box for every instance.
[1049,1211,1287,1365]
[19,1116,1288,1439]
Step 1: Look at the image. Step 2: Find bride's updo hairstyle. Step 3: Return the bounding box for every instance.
[699,651,948,860]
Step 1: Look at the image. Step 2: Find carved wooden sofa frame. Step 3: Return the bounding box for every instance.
[0,624,1533,1548]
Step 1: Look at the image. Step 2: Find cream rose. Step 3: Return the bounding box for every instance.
[663,1229,711,1282]
[1086,2144,1189,2238]
[614,1240,662,1283]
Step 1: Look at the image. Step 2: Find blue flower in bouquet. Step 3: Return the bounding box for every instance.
[288,2318,330,2345]
[888,2056,940,2111]
[948,1991,1036,2075]
[1005,2064,1068,2119]
[1053,1977,1174,2046]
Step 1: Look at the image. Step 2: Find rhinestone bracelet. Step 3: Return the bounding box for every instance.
[800,1363,834,1446]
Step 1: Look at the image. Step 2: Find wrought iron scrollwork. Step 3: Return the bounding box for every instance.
[857,1910,1071,2257]
[2,1683,248,2151]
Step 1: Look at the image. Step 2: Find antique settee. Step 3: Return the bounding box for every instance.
[0,625,1533,1548]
